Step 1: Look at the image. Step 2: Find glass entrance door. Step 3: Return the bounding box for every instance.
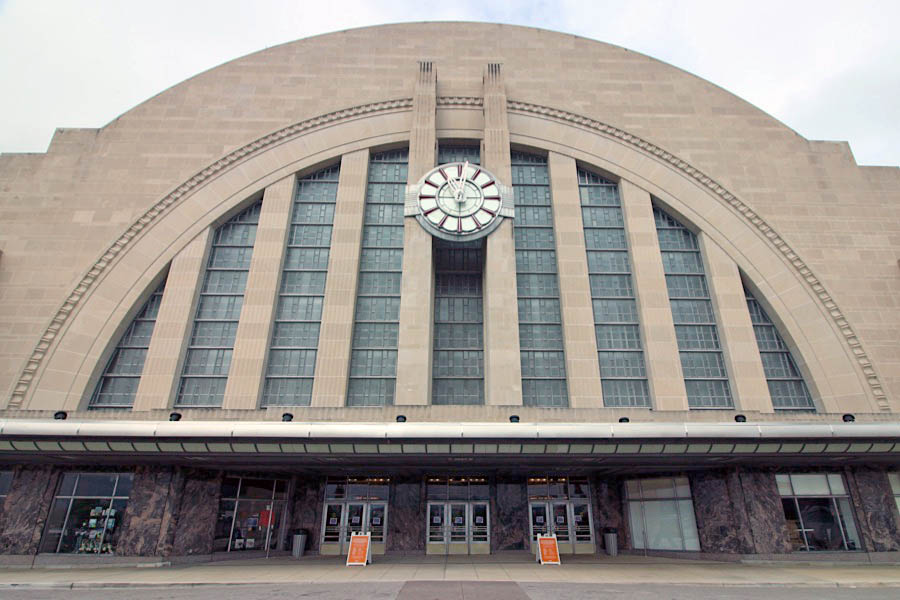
[529,501,594,554]
[320,501,388,555]
[426,502,490,554]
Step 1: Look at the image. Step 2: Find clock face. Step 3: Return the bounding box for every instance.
[416,162,504,239]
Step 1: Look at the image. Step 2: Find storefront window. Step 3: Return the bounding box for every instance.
[39,472,132,554]
[213,477,288,552]
[625,476,700,551]
[777,473,861,551]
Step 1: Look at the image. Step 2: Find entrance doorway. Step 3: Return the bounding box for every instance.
[528,500,593,554]
[320,501,387,555]
[319,476,389,555]
[426,502,490,554]
[527,476,595,554]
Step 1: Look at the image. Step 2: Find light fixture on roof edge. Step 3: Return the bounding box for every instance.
[282,412,294,422]
[734,414,747,423]
[509,415,520,423]
[396,415,407,423]
[842,413,855,423]
[618,417,630,423]
[169,412,182,422]
[53,411,67,420]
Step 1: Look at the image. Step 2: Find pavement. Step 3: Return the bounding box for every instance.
[1,553,900,590]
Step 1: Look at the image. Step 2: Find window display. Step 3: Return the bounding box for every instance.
[625,476,700,551]
[777,473,861,551]
[213,477,287,552]
[39,473,132,554]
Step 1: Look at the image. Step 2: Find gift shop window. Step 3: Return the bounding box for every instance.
[214,477,288,552]
[39,473,133,554]
[777,473,861,551]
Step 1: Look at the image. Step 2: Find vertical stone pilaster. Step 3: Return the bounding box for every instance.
[396,62,437,406]
[548,152,603,408]
[845,468,900,552]
[117,466,179,556]
[223,177,294,409]
[289,477,323,554]
[0,466,59,555]
[482,64,522,406]
[170,469,222,556]
[312,150,370,407]
[699,233,772,413]
[620,182,687,411]
[133,229,212,411]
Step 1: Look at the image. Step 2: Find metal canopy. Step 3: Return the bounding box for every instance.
[0,419,897,472]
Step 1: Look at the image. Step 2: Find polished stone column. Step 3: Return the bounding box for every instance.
[223,177,294,409]
[311,150,370,406]
[845,468,900,551]
[493,476,528,551]
[482,63,523,406]
[620,182,688,411]
[171,469,222,556]
[388,475,424,552]
[593,477,630,552]
[133,229,212,411]
[0,466,59,555]
[289,476,323,554]
[395,61,437,406]
[690,469,754,553]
[738,469,791,554]
[117,466,183,556]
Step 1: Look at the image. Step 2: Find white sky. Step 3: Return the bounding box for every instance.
[1,0,898,166]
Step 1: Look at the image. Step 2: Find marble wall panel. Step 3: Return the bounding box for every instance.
[493,477,527,551]
[171,469,222,556]
[845,468,900,552]
[0,466,59,555]
[289,476,323,554]
[593,477,629,551]
[388,476,423,553]
[117,466,179,556]
[738,470,791,554]
[690,470,753,553]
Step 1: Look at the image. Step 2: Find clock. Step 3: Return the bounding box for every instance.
[408,161,512,241]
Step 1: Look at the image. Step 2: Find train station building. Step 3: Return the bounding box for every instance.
[0,23,898,563]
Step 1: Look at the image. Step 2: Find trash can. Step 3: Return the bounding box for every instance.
[602,527,618,557]
[291,529,308,558]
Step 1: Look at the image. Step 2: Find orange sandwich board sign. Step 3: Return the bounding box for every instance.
[536,533,561,565]
[346,532,371,566]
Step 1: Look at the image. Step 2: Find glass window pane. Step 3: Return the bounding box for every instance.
[75,474,116,497]
[678,499,701,550]
[628,502,645,549]
[790,474,830,496]
[642,500,683,550]
[640,478,674,499]
[776,474,793,496]
[836,497,861,550]
[827,474,846,496]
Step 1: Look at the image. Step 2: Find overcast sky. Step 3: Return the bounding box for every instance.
[1,0,898,166]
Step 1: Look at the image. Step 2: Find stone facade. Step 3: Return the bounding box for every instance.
[0,23,897,563]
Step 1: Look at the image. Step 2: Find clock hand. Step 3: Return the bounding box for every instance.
[455,161,469,203]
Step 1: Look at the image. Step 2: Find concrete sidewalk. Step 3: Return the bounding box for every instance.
[1,554,900,589]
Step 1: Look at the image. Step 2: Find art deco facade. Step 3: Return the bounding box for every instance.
[0,23,898,562]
